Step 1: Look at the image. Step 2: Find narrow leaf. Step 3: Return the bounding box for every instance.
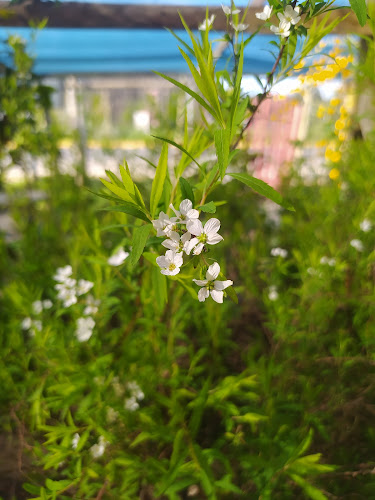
[215,129,230,179]
[179,177,195,204]
[150,143,168,218]
[152,135,202,170]
[100,178,135,204]
[129,224,152,269]
[99,204,150,223]
[229,173,295,211]
[348,0,367,26]
[198,201,216,213]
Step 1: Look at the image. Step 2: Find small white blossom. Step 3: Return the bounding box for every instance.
[193,262,233,304]
[84,295,100,316]
[112,376,125,397]
[277,5,301,25]
[90,436,107,459]
[320,256,336,266]
[33,320,42,332]
[230,21,249,32]
[127,381,145,401]
[222,4,241,15]
[170,199,199,225]
[42,299,53,309]
[76,279,94,296]
[270,247,288,258]
[124,396,139,411]
[185,218,224,255]
[360,219,372,232]
[72,433,80,450]
[106,407,119,423]
[162,231,191,253]
[32,300,43,315]
[107,248,129,266]
[152,211,177,237]
[156,250,183,276]
[198,14,215,31]
[270,20,291,37]
[75,316,95,342]
[307,267,323,277]
[255,4,273,20]
[350,239,364,252]
[53,265,73,282]
[268,285,279,301]
[21,317,32,330]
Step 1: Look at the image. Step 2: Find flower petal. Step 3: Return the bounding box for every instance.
[174,253,184,267]
[161,239,177,251]
[193,242,204,255]
[206,262,220,280]
[156,256,169,268]
[181,231,191,243]
[186,209,199,220]
[179,199,193,215]
[210,290,224,303]
[169,204,180,217]
[187,219,203,236]
[198,287,209,302]
[185,237,199,255]
[204,218,220,236]
[193,279,208,286]
[207,233,223,245]
[214,279,233,291]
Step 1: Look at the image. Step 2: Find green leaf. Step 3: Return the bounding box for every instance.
[152,266,168,311]
[215,129,230,179]
[198,201,216,213]
[152,135,202,170]
[179,177,195,204]
[150,143,168,218]
[100,178,135,204]
[129,224,152,269]
[288,474,328,500]
[225,285,238,304]
[99,203,150,223]
[229,173,295,211]
[348,0,367,26]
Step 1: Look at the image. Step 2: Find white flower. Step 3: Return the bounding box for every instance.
[107,248,129,266]
[277,5,301,25]
[76,279,94,296]
[222,4,241,15]
[230,22,249,32]
[350,239,364,252]
[72,433,80,450]
[127,381,145,401]
[360,219,372,232]
[21,317,32,330]
[112,376,125,397]
[53,265,73,282]
[162,231,191,253]
[270,20,291,37]
[84,295,100,316]
[33,320,42,332]
[320,256,336,266]
[55,283,77,308]
[106,407,119,423]
[255,4,273,20]
[268,285,279,301]
[75,316,95,342]
[156,250,183,276]
[193,262,233,303]
[152,211,177,237]
[270,247,288,258]
[42,299,53,309]
[198,14,215,31]
[32,300,43,315]
[90,436,107,459]
[185,218,224,255]
[170,199,200,225]
[124,396,139,411]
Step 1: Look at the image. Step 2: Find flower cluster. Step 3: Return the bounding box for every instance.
[21,299,53,336]
[54,265,94,308]
[256,3,301,38]
[107,247,129,266]
[152,199,233,303]
[124,381,145,411]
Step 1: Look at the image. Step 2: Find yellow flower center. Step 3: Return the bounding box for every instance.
[168,263,176,271]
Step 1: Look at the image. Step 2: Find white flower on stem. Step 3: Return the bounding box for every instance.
[106,407,119,423]
[72,433,80,450]
[277,5,301,25]
[270,247,288,258]
[170,199,199,225]
[55,281,77,308]
[185,218,224,255]
[42,299,53,310]
[320,256,336,266]
[76,279,94,296]
[90,436,107,459]
[21,317,32,330]
[255,4,273,20]
[222,4,241,15]
[270,20,291,37]
[127,381,145,401]
[198,14,215,31]
[124,396,139,411]
[107,247,129,266]
[32,300,43,315]
[360,219,372,232]
[53,265,73,282]
[162,231,191,254]
[84,295,100,316]
[193,262,233,303]
[33,320,42,332]
[156,250,183,276]
[268,285,279,301]
[230,21,249,32]
[75,316,95,342]
[152,211,177,237]
[350,239,364,252]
